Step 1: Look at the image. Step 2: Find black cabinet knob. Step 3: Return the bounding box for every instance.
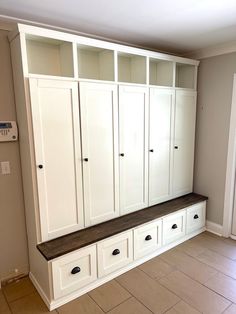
[112,249,120,256]
[149,149,154,152]
[194,214,199,219]
[71,266,81,274]
[174,146,179,149]
[120,153,124,157]
[145,235,152,241]
[38,165,43,169]
[84,158,89,162]
[172,224,178,229]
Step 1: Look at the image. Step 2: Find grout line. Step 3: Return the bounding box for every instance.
[1,291,13,314]
[86,294,106,313]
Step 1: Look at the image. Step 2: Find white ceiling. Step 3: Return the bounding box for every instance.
[1,0,236,54]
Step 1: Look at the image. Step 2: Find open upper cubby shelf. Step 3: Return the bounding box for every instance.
[118,53,146,84]
[77,45,114,81]
[149,59,174,87]
[25,36,74,77]
[175,63,196,89]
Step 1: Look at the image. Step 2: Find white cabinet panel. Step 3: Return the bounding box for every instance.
[134,220,162,260]
[29,79,84,241]
[119,85,148,215]
[173,90,197,196]
[97,231,133,277]
[52,245,97,299]
[163,210,186,245]
[186,202,206,234]
[80,82,119,226]
[149,88,174,205]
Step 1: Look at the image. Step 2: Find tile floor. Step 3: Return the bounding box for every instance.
[1,232,236,313]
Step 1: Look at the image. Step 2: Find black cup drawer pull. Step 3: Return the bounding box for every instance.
[172,224,178,229]
[71,266,81,275]
[112,249,120,256]
[194,214,199,219]
[145,235,152,241]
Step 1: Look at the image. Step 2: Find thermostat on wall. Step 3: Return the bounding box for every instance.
[0,121,18,142]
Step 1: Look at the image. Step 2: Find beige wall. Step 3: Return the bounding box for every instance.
[194,52,236,225]
[0,30,29,280]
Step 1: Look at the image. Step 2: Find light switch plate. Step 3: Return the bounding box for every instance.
[1,161,11,175]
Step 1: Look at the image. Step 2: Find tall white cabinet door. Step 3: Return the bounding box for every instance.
[29,79,84,241]
[173,90,197,196]
[149,88,174,205]
[119,85,148,215]
[79,82,119,227]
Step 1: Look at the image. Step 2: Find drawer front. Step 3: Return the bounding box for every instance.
[97,231,133,277]
[134,220,162,260]
[186,201,206,234]
[52,245,97,299]
[163,210,186,245]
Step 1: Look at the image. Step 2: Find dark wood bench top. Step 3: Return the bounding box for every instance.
[37,193,207,261]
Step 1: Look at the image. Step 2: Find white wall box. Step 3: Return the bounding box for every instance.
[9,23,203,310]
[26,35,74,77]
[79,82,119,226]
[77,45,114,81]
[149,58,174,87]
[52,245,97,299]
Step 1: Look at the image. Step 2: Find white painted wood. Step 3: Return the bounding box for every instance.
[134,219,162,260]
[79,82,119,226]
[118,53,146,84]
[119,85,148,214]
[149,88,174,205]
[223,74,236,237]
[149,59,174,87]
[206,220,223,236]
[29,78,84,240]
[163,210,186,245]
[52,245,97,299]
[186,201,206,234]
[172,90,197,196]
[175,64,196,89]
[97,231,133,277]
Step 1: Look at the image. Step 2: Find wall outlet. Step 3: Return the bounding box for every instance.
[1,161,10,175]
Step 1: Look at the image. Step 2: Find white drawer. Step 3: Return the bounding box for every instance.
[51,245,97,299]
[163,210,186,245]
[186,201,206,234]
[134,220,162,260]
[97,231,133,277]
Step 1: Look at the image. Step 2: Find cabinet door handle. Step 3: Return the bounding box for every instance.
[149,149,154,153]
[83,158,89,162]
[112,249,120,256]
[71,266,81,274]
[174,146,179,149]
[38,164,43,169]
[120,153,124,157]
[194,214,199,219]
[145,235,152,241]
[172,224,178,229]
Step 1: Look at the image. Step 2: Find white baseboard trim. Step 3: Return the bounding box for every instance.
[29,272,51,309]
[206,220,223,236]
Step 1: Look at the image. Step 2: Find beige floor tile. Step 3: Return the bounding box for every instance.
[205,272,236,303]
[195,233,236,260]
[176,238,207,257]
[160,249,217,283]
[165,300,201,314]
[196,249,236,279]
[57,294,104,313]
[139,256,175,279]
[116,268,179,313]
[9,292,56,314]
[3,277,36,302]
[223,304,236,314]
[89,280,131,312]
[108,297,152,314]
[159,270,230,314]
[0,291,11,314]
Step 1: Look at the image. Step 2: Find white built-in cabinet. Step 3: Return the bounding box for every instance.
[79,82,119,226]
[119,85,148,214]
[29,79,84,241]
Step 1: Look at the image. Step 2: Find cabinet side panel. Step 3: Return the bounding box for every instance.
[10,35,51,299]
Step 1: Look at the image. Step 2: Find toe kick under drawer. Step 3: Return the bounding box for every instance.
[163,210,186,245]
[97,231,133,278]
[51,245,97,299]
